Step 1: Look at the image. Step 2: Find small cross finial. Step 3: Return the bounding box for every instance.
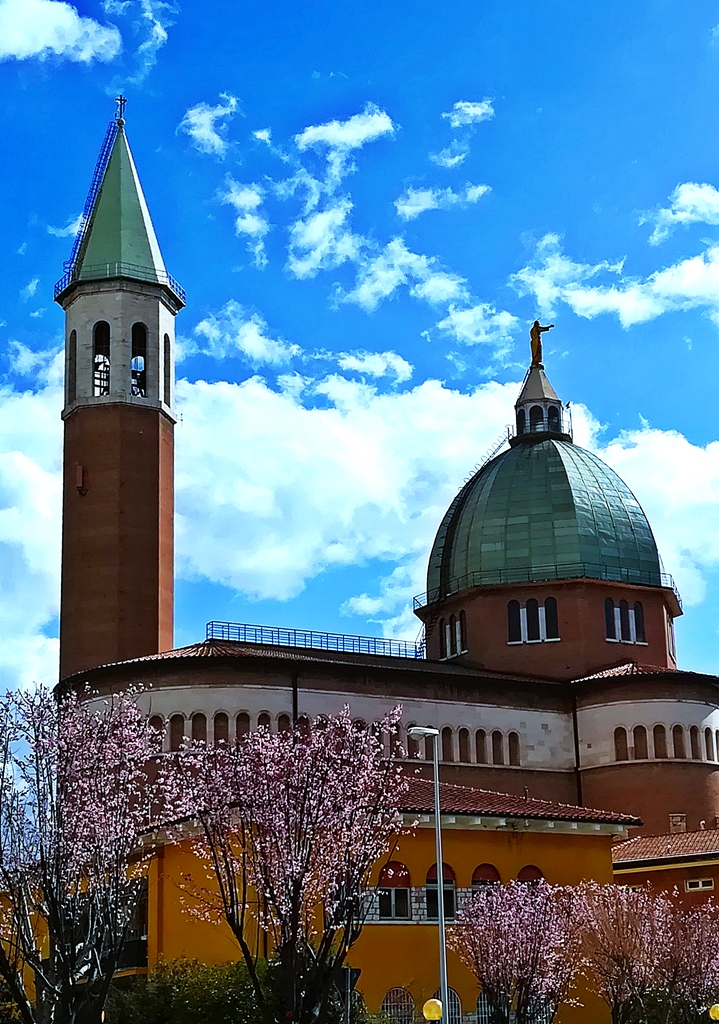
[115,94,127,125]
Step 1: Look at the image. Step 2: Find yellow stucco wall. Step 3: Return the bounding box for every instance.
[147,825,613,1023]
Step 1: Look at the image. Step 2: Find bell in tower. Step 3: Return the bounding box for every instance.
[55,99,185,680]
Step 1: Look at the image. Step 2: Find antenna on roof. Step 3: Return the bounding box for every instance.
[115,94,127,126]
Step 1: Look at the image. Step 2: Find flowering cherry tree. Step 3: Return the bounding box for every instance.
[0,684,163,1024]
[449,879,585,1023]
[579,883,676,1024]
[170,706,407,1024]
[581,884,719,1024]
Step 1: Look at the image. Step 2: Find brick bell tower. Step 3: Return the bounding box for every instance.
[55,100,185,680]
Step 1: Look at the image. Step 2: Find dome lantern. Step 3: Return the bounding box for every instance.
[513,322,571,442]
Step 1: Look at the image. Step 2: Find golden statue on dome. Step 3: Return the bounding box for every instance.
[530,319,554,366]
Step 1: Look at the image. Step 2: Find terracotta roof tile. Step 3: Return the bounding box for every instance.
[62,639,561,686]
[613,827,719,864]
[574,662,719,683]
[403,776,640,826]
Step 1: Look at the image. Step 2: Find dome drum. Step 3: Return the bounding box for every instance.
[419,577,678,680]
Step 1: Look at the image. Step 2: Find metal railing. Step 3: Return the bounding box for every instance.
[63,119,118,274]
[206,620,424,659]
[54,262,186,303]
[414,564,682,610]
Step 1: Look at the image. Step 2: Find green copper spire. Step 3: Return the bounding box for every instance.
[74,124,167,285]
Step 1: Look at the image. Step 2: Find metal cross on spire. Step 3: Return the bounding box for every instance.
[114,94,127,125]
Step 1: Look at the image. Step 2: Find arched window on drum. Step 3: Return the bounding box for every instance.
[377,861,411,920]
[605,598,646,644]
[633,725,648,760]
[672,725,686,759]
[213,712,229,746]
[169,714,184,752]
[690,726,702,760]
[191,713,207,744]
[614,727,629,762]
[507,597,560,643]
[653,724,668,759]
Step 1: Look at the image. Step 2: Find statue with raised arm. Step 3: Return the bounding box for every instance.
[530,320,554,366]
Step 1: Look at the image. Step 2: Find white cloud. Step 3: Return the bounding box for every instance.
[191,301,300,365]
[0,0,121,62]
[295,103,396,185]
[441,99,495,128]
[395,183,490,221]
[20,278,39,301]
[0,374,63,689]
[103,0,175,85]
[287,199,362,278]
[434,303,520,351]
[46,212,83,238]
[179,93,239,157]
[336,351,413,382]
[220,179,269,268]
[8,342,63,382]
[342,238,467,312]
[510,232,719,328]
[174,375,520,612]
[588,421,719,608]
[642,182,719,245]
[4,347,719,670]
[429,142,469,169]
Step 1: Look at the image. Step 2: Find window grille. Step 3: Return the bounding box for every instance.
[426,863,456,920]
[381,989,414,1024]
[432,989,461,1024]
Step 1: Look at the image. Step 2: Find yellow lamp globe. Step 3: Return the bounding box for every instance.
[423,999,442,1021]
[709,1005,719,1020]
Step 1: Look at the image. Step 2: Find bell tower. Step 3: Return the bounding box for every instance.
[55,101,185,680]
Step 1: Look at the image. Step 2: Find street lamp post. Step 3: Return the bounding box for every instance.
[408,726,449,1024]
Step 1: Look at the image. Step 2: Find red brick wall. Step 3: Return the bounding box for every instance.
[60,404,174,679]
[583,761,719,835]
[423,578,677,680]
[614,862,719,904]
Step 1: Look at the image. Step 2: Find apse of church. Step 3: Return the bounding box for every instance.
[56,107,719,840]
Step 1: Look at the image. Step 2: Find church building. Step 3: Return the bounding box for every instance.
[52,107,719,1019]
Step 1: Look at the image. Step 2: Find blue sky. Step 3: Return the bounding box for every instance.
[3,0,719,687]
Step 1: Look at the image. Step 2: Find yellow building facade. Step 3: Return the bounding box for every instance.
[144,778,637,1024]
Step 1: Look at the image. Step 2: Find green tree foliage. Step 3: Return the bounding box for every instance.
[105,960,260,1024]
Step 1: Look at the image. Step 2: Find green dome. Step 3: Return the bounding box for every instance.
[427,439,662,603]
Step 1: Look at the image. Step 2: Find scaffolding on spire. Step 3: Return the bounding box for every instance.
[62,119,120,274]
